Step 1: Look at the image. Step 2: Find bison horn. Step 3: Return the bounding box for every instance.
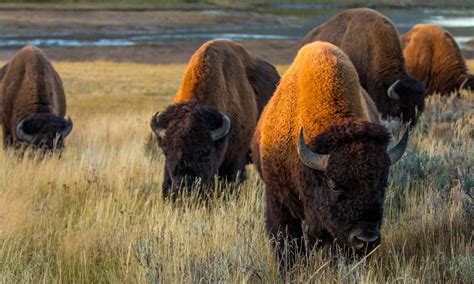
[16,119,35,143]
[387,79,400,100]
[460,77,470,90]
[387,125,409,164]
[150,111,166,139]
[61,116,73,138]
[297,127,329,171]
[211,112,231,141]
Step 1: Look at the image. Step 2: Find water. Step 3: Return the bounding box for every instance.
[0,7,472,51]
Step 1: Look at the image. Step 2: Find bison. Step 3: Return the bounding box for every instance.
[301,8,425,124]
[0,45,73,150]
[401,23,474,95]
[150,39,280,198]
[252,41,408,271]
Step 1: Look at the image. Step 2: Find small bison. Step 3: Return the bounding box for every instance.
[150,39,280,197]
[301,8,425,124]
[0,46,73,150]
[252,41,408,271]
[401,23,474,95]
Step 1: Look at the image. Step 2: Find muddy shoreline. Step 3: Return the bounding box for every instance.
[0,40,301,65]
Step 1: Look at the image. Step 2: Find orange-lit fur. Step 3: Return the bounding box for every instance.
[401,23,472,95]
[254,42,379,179]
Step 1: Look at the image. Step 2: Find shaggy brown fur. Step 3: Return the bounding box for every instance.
[401,23,474,95]
[252,41,395,271]
[152,39,280,197]
[0,45,71,150]
[301,8,425,124]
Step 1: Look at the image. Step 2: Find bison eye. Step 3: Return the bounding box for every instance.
[327,179,343,194]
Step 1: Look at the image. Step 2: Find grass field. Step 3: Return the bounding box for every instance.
[0,60,473,282]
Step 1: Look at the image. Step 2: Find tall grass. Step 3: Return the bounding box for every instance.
[0,60,473,282]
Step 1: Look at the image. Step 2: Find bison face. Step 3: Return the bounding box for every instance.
[298,122,408,253]
[15,114,73,150]
[150,102,232,197]
[387,76,425,124]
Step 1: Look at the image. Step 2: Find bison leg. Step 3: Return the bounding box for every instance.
[2,127,13,149]
[161,170,172,199]
[265,192,304,273]
[218,160,247,184]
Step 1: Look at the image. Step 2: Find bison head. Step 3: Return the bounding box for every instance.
[387,76,425,124]
[15,114,73,150]
[150,101,232,197]
[297,121,408,253]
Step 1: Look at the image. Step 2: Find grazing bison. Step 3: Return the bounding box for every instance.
[301,8,425,124]
[0,45,73,150]
[150,39,280,197]
[252,41,408,271]
[401,23,474,95]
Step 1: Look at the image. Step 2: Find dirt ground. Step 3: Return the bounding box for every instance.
[0,40,299,65]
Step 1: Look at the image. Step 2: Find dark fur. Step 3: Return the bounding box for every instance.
[0,45,70,150]
[301,8,425,124]
[155,39,280,197]
[156,102,231,196]
[263,121,391,270]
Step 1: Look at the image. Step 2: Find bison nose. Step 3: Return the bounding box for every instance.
[349,228,380,250]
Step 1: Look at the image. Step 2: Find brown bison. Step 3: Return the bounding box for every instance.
[401,23,474,95]
[252,41,408,270]
[301,8,425,124]
[150,39,280,197]
[0,45,73,150]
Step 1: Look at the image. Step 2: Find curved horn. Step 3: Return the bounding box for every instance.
[211,112,231,141]
[61,116,73,138]
[388,125,409,164]
[460,77,469,90]
[16,119,35,143]
[297,127,329,171]
[150,111,166,139]
[387,79,400,100]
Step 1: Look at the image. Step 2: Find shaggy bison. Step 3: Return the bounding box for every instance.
[252,41,408,270]
[0,46,73,150]
[301,8,425,124]
[401,23,474,95]
[150,39,280,197]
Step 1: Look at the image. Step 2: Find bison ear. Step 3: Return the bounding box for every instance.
[150,111,166,139]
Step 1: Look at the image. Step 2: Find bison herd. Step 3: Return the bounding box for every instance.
[0,8,472,272]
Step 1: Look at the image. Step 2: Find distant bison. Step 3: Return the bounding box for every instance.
[150,39,280,197]
[252,41,408,270]
[0,46,73,150]
[401,23,474,95]
[301,8,425,124]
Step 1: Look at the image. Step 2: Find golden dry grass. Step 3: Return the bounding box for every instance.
[0,60,473,283]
